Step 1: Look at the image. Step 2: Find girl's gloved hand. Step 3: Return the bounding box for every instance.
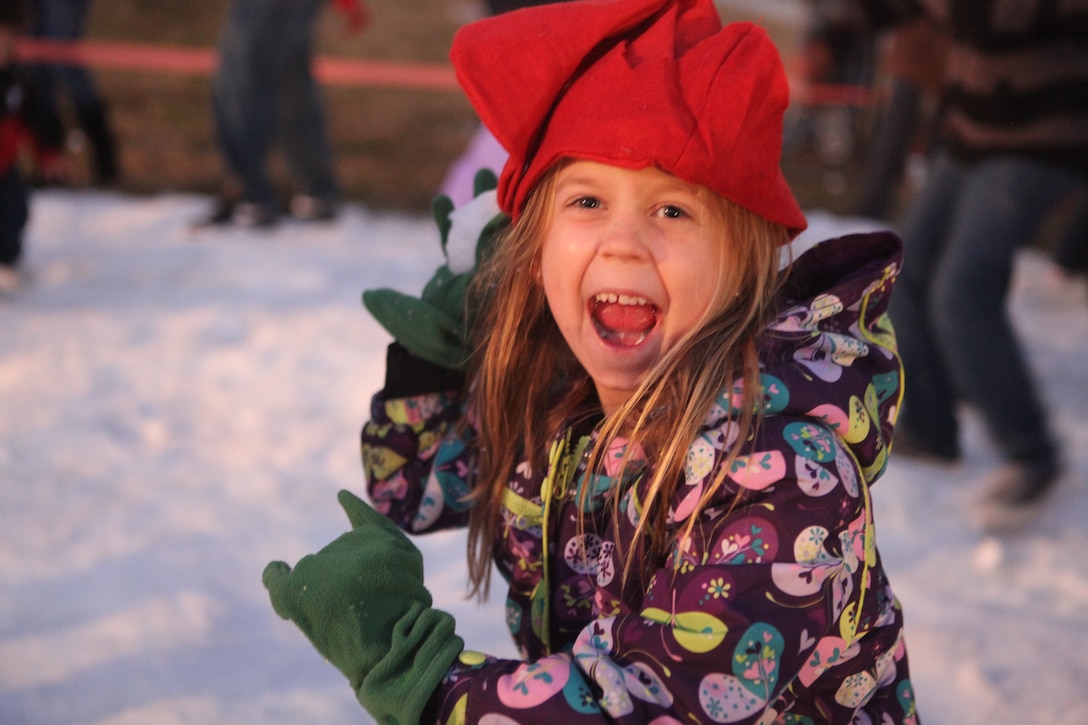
[363,169,507,371]
[263,490,464,724]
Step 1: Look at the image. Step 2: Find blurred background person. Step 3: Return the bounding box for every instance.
[823,0,1088,530]
[1051,192,1088,287]
[1,0,65,292]
[785,0,875,173]
[26,0,119,186]
[196,0,369,230]
[852,17,947,221]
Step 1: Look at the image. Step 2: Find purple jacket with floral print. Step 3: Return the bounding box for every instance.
[360,232,919,724]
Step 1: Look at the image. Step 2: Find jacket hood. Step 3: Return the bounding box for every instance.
[695,231,903,493]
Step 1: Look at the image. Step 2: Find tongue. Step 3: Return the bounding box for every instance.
[595,301,656,333]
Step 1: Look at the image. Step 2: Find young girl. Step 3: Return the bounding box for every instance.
[263,0,919,722]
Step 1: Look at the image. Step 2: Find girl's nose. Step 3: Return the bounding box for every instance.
[599,215,650,261]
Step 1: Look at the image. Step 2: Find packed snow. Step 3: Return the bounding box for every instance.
[1,189,1086,724]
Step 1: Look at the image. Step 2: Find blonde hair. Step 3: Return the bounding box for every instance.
[464,165,790,599]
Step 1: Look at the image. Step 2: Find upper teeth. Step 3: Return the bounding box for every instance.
[595,292,649,306]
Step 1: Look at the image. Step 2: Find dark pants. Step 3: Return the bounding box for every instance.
[890,152,1087,466]
[1053,192,1088,277]
[0,167,29,267]
[211,0,337,210]
[854,78,922,220]
[29,0,98,109]
[29,0,118,183]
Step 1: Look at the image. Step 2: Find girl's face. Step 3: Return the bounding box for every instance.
[540,160,733,415]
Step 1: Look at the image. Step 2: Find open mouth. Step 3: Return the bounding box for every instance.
[591,292,659,346]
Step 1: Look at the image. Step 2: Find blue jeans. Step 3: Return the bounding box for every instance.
[29,0,100,113]
[890,152,1087,466]
[28,0,120,185]
[212,0,337,209]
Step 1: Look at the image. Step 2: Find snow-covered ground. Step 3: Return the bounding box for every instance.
[1,189,1086,724]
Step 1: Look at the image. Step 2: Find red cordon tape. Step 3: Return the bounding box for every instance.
[791,82,875,107]
[13,38,461,92]
[14,38,873,104]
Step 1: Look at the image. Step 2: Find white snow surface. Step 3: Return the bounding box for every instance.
[2,190,1087,724]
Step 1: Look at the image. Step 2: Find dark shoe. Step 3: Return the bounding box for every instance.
[289,194,338,222]
[973,460,1061,532]
[233,201,279,229]
[891,430,960,465]
[194,198,237,227]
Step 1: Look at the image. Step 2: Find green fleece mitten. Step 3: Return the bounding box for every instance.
[363,168,507,371]
[263,490,464,725]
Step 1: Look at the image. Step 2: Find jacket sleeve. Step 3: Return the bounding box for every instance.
[360,344,476,533]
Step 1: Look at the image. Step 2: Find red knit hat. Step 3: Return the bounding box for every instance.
[451,0,807,237]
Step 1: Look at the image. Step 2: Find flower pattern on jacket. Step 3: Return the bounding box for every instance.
[359,232,919,724]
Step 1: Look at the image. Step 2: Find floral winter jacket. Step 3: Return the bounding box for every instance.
[360,232,919,724]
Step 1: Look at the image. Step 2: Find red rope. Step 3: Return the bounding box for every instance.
[15,38,873,103]
[14,38,461,92]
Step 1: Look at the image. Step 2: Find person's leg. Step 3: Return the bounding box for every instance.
[26,0,55,99]
[0,168,30,269]
[25,0,66,177]
[888,152,964,460]
[210,0,281,217]
[33,0,118,183]
[1052,191,1088,278]
[930,158,1086,472]
[854,78,921,220]
[36,0,96,111]
[277,0,339,214]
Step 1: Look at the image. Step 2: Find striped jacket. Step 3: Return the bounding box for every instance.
[857,0,1088,171]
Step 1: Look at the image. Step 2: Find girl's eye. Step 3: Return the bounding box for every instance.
[659,205,687,219]
[575,196,600,209]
